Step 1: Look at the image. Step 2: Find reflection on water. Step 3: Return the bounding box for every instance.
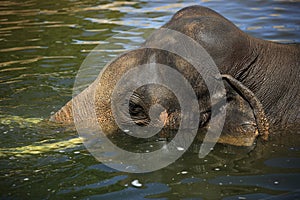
[0,0,299,199]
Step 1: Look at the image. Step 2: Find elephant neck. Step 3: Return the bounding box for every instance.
[235,37,300,126]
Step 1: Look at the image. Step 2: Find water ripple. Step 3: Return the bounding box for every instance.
[0,56,76,68]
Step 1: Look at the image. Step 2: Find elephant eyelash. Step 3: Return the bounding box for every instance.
[127,93,150,126]
[130,92,142,104]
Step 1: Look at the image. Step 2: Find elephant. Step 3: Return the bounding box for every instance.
[50,6,300,147]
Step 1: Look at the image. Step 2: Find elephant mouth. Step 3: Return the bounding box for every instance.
[213,121,259,147]
[159,111,259,147]
[127,99,260,147]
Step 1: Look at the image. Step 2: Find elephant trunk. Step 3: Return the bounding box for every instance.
[50,83,97,125]
[50,99,74,124]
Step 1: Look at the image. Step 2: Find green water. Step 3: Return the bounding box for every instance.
[0,0,299,199]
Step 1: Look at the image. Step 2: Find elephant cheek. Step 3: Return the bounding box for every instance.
[217,123,259,146]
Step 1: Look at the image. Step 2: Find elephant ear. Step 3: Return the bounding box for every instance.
[222,74,269,138]
[210,74,269,147]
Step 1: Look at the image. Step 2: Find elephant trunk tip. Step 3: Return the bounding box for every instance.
[50,100,74,124]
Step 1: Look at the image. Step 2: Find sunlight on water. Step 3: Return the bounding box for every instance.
[0,137,83,157]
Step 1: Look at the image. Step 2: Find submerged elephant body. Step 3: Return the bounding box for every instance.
[51,6,300,146]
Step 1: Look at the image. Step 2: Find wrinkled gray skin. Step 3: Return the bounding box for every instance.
[51,6,300,146]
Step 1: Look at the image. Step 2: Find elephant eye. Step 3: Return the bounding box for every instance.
[129,101,144,114]
[129,93,145,113]
[128,93,149,126]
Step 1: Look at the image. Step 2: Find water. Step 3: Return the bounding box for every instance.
[0,0,299,199]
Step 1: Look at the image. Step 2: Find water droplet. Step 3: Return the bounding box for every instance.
[131,179,142,187]
[177,147,184,151]
[9,156,16,160]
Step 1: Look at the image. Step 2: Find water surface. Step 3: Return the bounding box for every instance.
[0,0,299,199]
